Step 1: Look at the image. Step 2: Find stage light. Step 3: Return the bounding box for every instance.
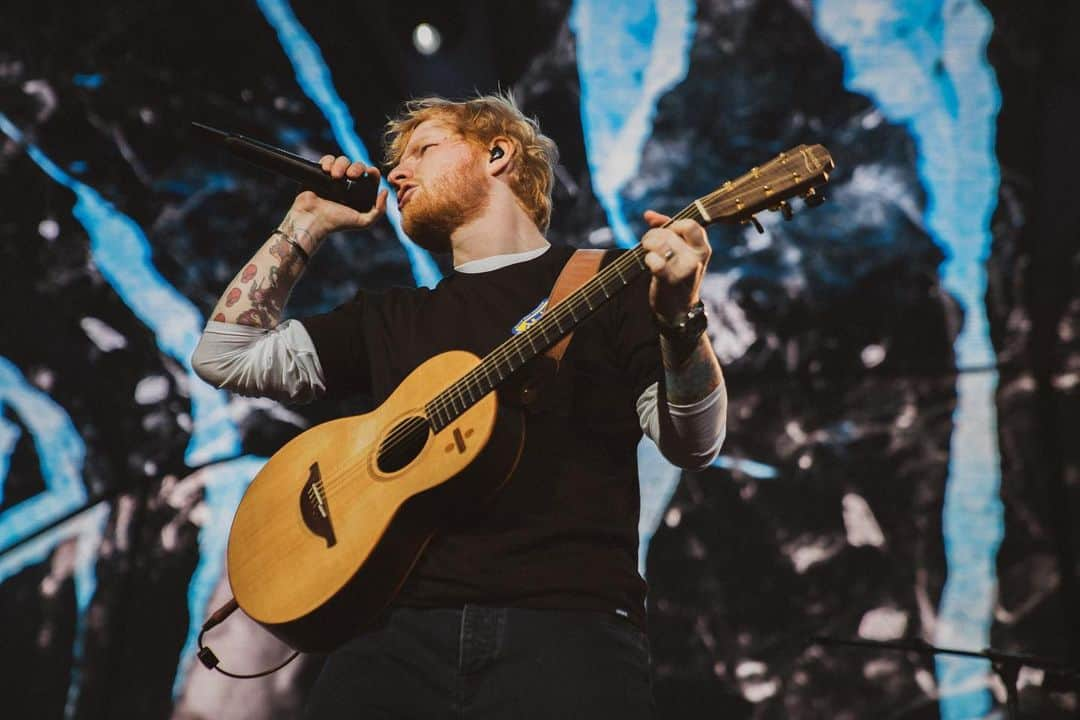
[412,23,442,55]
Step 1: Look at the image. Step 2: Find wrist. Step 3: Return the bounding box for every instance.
[654,299,706,339]
[655,300,708,368]
[280,206,326,253]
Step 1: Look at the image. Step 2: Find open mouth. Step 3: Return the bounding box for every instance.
[399,186,417,208]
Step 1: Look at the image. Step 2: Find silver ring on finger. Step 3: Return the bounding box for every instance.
[663,249,675,261]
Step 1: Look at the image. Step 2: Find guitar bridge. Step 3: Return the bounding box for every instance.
[299,461,337,548]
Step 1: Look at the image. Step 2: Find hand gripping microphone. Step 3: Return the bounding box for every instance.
[191,122,379,212]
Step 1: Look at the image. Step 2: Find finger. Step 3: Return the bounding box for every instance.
[642,228,687,260]
[644,251,682,284]
[641,228,674,253]
[345,161,372,179]
[370,188,388,216]
[643,209,672,228]
[643,251,668,274]
[669,218,708,247]
[331,155,351,179]
[295,189,320,207]
[320,155,335,172]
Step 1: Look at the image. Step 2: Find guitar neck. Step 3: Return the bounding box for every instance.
[425,202,708,432]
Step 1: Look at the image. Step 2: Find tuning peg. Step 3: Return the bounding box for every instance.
[779,201,793,220]
[744,216,764,234]
[804,187,825,207]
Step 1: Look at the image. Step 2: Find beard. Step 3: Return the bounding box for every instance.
[401,157,490,254]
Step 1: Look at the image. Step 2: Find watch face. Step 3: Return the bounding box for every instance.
[659,301,707,341]
[685,304,707,332]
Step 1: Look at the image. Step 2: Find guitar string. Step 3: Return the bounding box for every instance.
[309,205,702,501]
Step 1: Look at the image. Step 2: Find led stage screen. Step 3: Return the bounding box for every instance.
[1,1,1077,718]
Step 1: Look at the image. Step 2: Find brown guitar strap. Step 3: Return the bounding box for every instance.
[542,249,606,369]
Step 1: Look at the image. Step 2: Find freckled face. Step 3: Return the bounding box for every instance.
[389,120,489,253]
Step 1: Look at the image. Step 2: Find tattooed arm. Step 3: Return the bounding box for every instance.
[209,155,389,328]
[660,334,724,405]
[209,210,320,328]
[192,155,387,401]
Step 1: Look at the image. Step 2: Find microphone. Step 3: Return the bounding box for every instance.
[190,122,379,212]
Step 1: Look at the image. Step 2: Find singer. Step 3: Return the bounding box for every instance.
[191,93,727,719]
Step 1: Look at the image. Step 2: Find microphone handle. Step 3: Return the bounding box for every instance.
[222,134,379,213]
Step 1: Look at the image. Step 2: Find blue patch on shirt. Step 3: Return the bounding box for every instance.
[512,298,548,335]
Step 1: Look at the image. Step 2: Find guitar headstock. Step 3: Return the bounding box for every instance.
[695,145,834,232]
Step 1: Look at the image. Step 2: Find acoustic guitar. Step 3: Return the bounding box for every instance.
[225,145,835,651]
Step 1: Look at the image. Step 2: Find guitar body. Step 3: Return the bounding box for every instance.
[226,350,525,652]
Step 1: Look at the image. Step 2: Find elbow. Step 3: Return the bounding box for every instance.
[664,423,726,472]
[190,336,222,387]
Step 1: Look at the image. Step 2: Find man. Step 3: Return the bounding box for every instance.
[192,94,726,718]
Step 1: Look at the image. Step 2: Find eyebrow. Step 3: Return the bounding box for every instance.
[403,127,454,157]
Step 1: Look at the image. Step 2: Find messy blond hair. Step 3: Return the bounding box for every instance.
[383,92,559,232]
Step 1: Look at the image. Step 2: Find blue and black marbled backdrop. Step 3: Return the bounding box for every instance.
[1,1,1077,718]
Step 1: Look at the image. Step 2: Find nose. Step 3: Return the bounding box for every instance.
[387,163,411,192]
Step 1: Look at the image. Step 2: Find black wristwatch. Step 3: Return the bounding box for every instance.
[654,300,708,346]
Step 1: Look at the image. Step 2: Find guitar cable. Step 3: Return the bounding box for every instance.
[196,597,301,678]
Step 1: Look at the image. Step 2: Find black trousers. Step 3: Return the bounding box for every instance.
[303,605,655,719]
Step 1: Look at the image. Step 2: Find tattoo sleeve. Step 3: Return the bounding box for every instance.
[660,333,724,405]
[208,214,318,328]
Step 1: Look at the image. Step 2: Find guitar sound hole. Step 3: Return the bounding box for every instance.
[376,416,432,473]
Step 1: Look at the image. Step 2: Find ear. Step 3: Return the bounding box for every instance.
[486,136,514,177]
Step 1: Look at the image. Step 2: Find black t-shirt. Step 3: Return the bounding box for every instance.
[301,245,661,627]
